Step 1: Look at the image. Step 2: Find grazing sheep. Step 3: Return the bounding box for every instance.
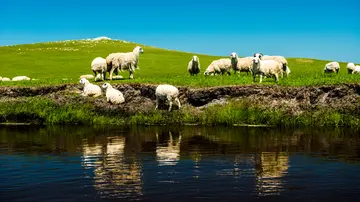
[101,83,125,104]
[155,84,181,112]
[346,62,356,74]
[188,55,201,76]
[204,58,232,76]
[262,55,291,77]
[91,57,107,81]
[106,46,144,80]
[353,65,360,74]
[251,53,283,83]
[80,74,95,80]
[230,52,252,75]
[12,76,31,81]
[79,78,102,97]
[1,77,10,81]
[324,61,340,74]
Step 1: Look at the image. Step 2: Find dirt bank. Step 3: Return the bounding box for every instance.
[1,83,360,115]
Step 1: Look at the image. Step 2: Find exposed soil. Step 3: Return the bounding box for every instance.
[1,83,360,117]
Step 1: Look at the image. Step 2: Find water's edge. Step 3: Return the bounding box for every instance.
[0,83,359,128]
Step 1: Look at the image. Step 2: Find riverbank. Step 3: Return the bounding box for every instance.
[1,83,359,128]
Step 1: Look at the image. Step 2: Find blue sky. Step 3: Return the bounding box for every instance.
[1,0,359,62]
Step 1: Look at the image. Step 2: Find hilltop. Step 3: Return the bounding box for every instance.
[0,37,359,87]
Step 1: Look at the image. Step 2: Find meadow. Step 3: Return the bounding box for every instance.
[0,38,359,87]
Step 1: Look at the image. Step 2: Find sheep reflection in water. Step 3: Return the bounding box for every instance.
[156,131,182,166]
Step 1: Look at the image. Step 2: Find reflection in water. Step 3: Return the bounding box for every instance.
[156,131,181,166]
[81,137,142,199]
[255,152,289,196]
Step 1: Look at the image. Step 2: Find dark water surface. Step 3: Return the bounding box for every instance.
[1,125,360,202]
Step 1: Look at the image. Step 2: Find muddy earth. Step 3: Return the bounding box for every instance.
[0,83,360,117]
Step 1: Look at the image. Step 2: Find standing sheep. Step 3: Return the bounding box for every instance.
[106,46,144,80]
[324,61,340,74]
[155,84,181,112]
[262,55,291,77]
[91,57,107,81]
[79,78,102,97]
[101,83,125,104]
[230,52,252,75]
[203,58,232,76]
[251,53,283,83]
[346,62,356,74]
[188,55,201,76]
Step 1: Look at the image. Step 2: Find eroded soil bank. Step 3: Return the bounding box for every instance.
[1,83,360,127]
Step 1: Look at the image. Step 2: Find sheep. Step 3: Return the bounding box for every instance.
[230,52,252,75]
[79,78,102,97]
[353,65,360,74]
[203,58,232,76]
[346,62,356,74]
[12,76,31,81]
[155,84,181,112]
[1,77,10,81]
[188,55,201,76]
[262,55,291,77]
[106,46,144,80]
[80,74,95,80]
[251,53,283,83]
[324,61,340,74]
[91,57,107,81]
[101,83,125,104]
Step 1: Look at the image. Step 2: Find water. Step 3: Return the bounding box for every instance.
[1,125,360,202]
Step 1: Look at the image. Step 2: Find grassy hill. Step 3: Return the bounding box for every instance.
[0,38,359,87]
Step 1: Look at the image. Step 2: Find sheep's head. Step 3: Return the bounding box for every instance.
[231,52,237,59]
[134,46,144,54]
[204,66,214,76]
[192,55,198,62]
[252,54,262,64]
[79,78,89,85]
[253,52,263,59]
[101,82,111,89]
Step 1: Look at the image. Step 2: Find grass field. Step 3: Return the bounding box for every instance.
[1,38,359,87]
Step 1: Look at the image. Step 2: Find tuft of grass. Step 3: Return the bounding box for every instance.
[0,39,359,87]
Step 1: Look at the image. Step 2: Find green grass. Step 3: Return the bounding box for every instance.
[1,39,359,87]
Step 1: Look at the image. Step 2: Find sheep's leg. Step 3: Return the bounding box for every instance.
[155,96,159,110]
[175,98,181,110]
[109,68,115,80]
[253,73,256,82]
[129,71,134,79]
[275,73,279,82]
[168,96,173,111]
[259,74,263,83]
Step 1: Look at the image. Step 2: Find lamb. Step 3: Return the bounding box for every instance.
[262,55,291,77]
[155,84,181,112]
[12,76,31,81]
[79,78,102,97]
[230,52,252,75]
[346,62,356,74]
[79,74,95,80]
[203,58,232,76]
[101,83,125,104]
[188,55,201,76]
[324,61,340,74]
[91,57,107,81]
[251,53,283,83]
[106,46,144,80]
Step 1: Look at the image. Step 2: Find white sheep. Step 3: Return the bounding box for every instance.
[101,83,125,104]
[91,57,107,81]
[79,78,102,97]
[251,53,283,83]
[262,55,291,77]
[230,52,252,75]
[324,61,340,74]
[155,84,181,112]
[346,62,356,74]
[353,65,360,74]
[1,77,11,81]
[12,76,31,81]
[79,74,95,80]
[106,46,144,80]
[188,55,201,76]
[203,58,232,76]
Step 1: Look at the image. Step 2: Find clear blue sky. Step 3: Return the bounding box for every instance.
[1,0,359,62]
